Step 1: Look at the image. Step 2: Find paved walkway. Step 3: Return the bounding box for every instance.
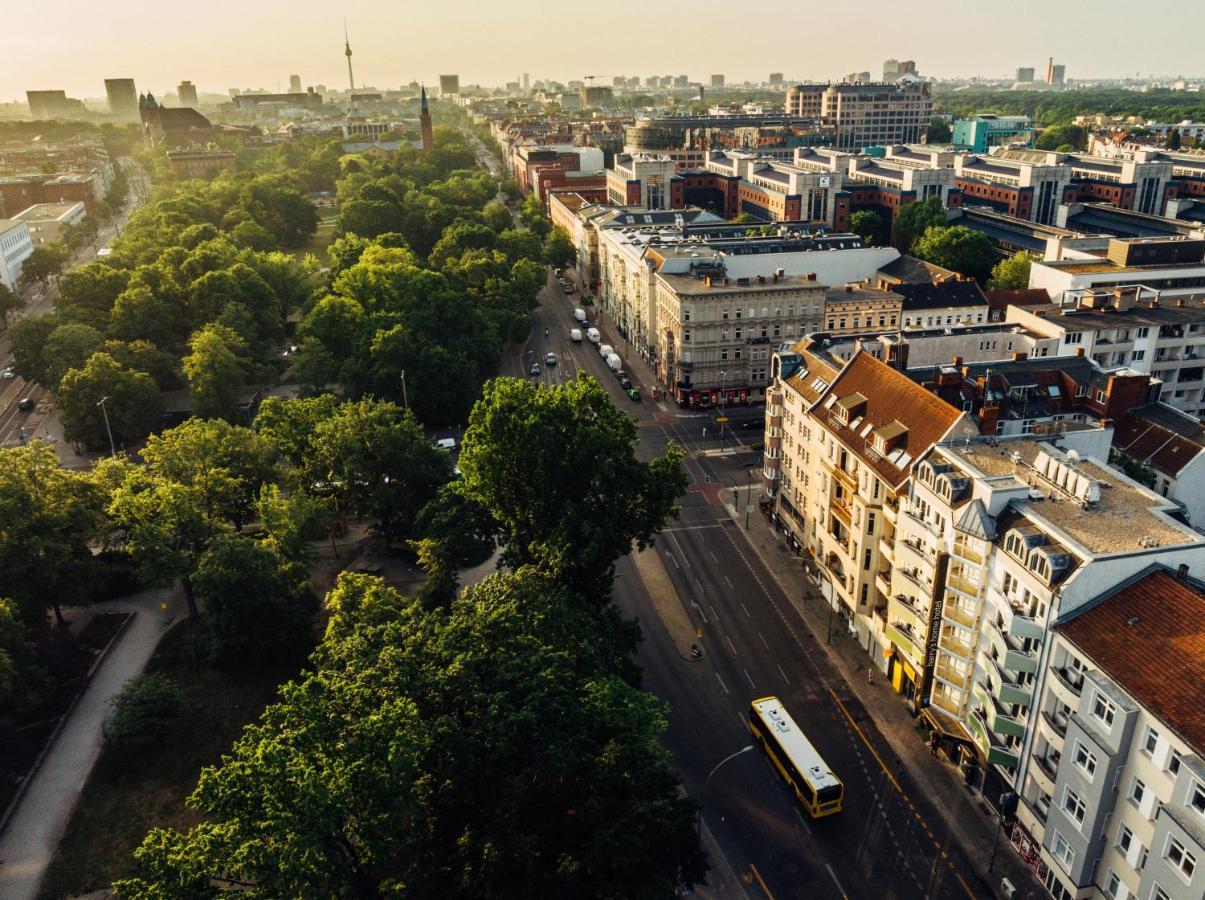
[0,589,183,900]
[719,496,1041,899]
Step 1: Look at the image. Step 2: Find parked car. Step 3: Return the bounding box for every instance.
[619,376,632,390]
[569,328,582,342]
[1,366,14,379]
[529,364,540,377]
[434,437,456,451]
[545,352,557,366]
[18,398,34,411]
[626,387,642,401]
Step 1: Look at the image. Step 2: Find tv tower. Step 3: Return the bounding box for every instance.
[344,20,355,93]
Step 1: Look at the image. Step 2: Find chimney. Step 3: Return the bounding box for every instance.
[845,284,854,293]
[1012,351,1028,361]
[1075,347,1085,357]
[807,272,816,281]
[952,355,963,367]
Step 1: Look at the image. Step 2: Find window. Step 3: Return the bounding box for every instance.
[1103,869,1121,899]
[1063,787,1086,825]
[1150,887,1170,900]
[1092,692,1117,727]
[1169,750,1183,775]
[1053,831,1075,870]
[1073,741,1097,779]
[1192,780,1205,815]
[1143,726,1160,755]
[1137,327,1149,338]
[1133,349,1146,361]
[1130,777,1147,808]
[1064,332,1083,345]
[1166,835,1196,880]
[1118,824,1134,854]
[867,512,876,533]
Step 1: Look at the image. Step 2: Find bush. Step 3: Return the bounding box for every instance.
[105,674,185,749]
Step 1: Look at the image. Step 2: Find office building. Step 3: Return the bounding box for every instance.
[674,75,690,89]
[1016,68,1036,84]
[440,74,460,95]
[9,201,86,246]
[623,114,832,170]
[769,73,784,85]
[1047,63,1066,87]
[166,149,236,179]
[289,74,302,94]
[0,219,34,291]
[177,80,199,108]
[607,153,675,208]
[954,151,1078,225]
[1012,568,1204,900]
[785,82,933,150]
[884,60,901,81]
[710,74,725,88]
[952,116,1035,153]
[26,90,85,120]
[580,85,613,108]
[104,78,139,120]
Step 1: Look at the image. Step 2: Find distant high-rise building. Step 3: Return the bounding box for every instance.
[439,74,460,95]
[580,85,613,107]
[289,74,302,94]
[646,76,658,88]
[104,78,138,120]
[177,81,199,108]
[1015,67,1035,83]
[883,58,900,81]
[769,72,784,85]
[674,74,689,89]
[612,75,625,88]
[710,74,725,88]
[26,90,85,119]
[522,73,530,91]
[898,60,916,76]
[1046,58,1066,85]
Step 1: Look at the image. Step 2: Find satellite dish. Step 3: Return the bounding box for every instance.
[1067,449,1081,463]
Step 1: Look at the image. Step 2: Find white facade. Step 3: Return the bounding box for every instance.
[0,220,34,291]
[11,201,87,246]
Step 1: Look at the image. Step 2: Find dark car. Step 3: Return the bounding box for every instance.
[18,398,35,411]
[529,364,540,377]
[619,376,632,390]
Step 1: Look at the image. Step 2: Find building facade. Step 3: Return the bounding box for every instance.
[0,219,34,290]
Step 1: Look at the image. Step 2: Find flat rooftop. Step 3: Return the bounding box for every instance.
[657,272,823,296]
[10,201,83,221]
[943,439,1197,555]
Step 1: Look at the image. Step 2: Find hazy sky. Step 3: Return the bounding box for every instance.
[5,0,1205,102]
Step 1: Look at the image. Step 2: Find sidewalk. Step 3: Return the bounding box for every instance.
[720,496,1040,900]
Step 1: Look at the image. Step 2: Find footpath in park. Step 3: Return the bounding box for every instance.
[0,589,182,900]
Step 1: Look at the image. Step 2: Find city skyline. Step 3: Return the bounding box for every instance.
[5,0,1205,103]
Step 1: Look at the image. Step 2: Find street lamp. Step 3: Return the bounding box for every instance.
[96,395,116,457]
[744,464,755,530]
[400,370,409,409]
[697,744,755,836]
[718,370,727,452]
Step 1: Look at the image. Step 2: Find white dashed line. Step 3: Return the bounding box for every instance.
[743,667,756,689]
[709,550,719,564]
[758,631,770,649]
[739,601,751,618]
[777,664,792,685]
[725,634,737,655]
[715,672,731,695]
[724,575,734,588]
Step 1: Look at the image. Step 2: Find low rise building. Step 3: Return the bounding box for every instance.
[166,149,236,179]
[895,279,990,329]
[10,200,86,245]
[1112,402,1205,527]
[0,219,34,290]
[952,116,1035,153]
[824,283,903,335]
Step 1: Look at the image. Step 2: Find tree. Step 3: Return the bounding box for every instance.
[191,534,318,663]
[482,200,513,232]
[116,569,704,899]
[847,210,885,247]
[18,243,69,290]
[252,394,339,469]
[0,281,25,325]
[911,225,998,284]
[926,117,952,144]
[519,193,550,237]
[458,376,686,600]
[238,174,319,247]
[255,484,330,563]
[1035,124,1087,151]
[55,263,130,328]
[543,228,577,268]
[106,674,186,750]
[182,323,246,422]
[892,196,947,254]
[140,418,276,526]
[308,398,451,545]
[42,321,104,389]
[8,314,58,384]
[1168,129,1183,151]
[0,442,106,626]
[988,251,1033,290]
[58,353,163,450]
[0,597,49,717]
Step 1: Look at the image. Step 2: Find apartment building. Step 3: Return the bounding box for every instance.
[10,200,86,245]
[0,219,34,291]
[1112,402,1205,527]
[894,436,1202,815]
[824,283,903,334]
[895,279,990,329]
[607,153,675,208]
[1012,567,1204,900]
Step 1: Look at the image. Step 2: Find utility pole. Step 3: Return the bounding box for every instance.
[745,464,755,530]
[400,370,409,409]
[718,369,727,452]
[96,395,116,457]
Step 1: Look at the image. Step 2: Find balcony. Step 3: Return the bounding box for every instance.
[883,498,899,523]
[929,690,963,717]
[875,569,893,602]
[978,685,1026,739]
[886,621,925,656]
[1004,601,1046,641]
[878,537,894,564]
[895,536,933,565]
[991,628,1038,674]
[969,708,1020,769]
[934,658,969,688]
[1052,666,1084,697]
[898,566,932,593]
[1034,753,1060,782]
[940,629,974,660]
[830,498,852,525]
[904,509,942,537]
[946,572,982,598]
[989,658,1033,707]
[1041,710,1069,739]
[831,463,857,490]
[943,602,977,629]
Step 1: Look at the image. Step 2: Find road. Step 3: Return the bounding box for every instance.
[0,158,149,451]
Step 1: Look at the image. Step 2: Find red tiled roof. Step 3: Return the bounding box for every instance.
[1058,569,1205,753]
[813,352,963,488]
[1113,406,1205,478]
[986,288,1051,311]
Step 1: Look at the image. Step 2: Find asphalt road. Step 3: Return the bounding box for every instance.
[609,420,988,900]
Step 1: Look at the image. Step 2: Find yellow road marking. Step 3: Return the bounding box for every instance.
[749,863,776,899]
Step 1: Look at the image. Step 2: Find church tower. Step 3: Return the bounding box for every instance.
[419,85,433,153]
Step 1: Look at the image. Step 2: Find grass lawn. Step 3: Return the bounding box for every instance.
[37,620,307,899]
[287,211,339,265]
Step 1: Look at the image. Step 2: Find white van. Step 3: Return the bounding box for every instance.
[573,307,587,323]
[598,343,614,359]
[587,327,601,344]
[570,328,582,342]
[606,353,622,371]
[434,438,456,452]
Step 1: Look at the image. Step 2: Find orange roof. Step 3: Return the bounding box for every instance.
[1058,569,1205,753]
[813,352,963,488]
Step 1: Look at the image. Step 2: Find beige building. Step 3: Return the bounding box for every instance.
[824,284,903,334]
[10,200,86,246]
[786,82,933,150]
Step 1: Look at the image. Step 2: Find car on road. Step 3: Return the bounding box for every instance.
[433,438,456,451]
[529,364,540,377]
[626,387,641,401]
[18,398,35,411]
[545,352,557,366]
[740,418,766,431]
[619,376,632,390]
[1,367,13,379]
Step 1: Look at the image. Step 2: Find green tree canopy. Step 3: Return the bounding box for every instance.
[458,376,686,599]
[57,352,164,450]
[182,323,247,422]
[892,196,947,254]
[847,210,886,247]
[911,225,998,284]
[987,251,1033,290]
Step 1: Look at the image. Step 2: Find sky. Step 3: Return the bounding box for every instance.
[4,0,1205,103]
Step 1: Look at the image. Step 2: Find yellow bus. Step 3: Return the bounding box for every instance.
[749,696,844,818]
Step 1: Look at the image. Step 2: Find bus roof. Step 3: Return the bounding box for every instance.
[751,696,841,790]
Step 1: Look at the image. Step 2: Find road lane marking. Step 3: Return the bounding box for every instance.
[709,550,719,564]
[710,605,721,621]
[714,672,730,695]
[777,664,791,685]
[690,599,708,624]
[665,551,679,569]
[669,532,691,568]
[824,864,849,900]
[695,577,705,592]
[725,634,737,655]
[758,631,770,649]
[739,601,751,618]
[749,863,776,900]
[724,575,734,588]
[743,667,755,689]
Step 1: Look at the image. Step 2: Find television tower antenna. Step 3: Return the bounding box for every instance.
[344,19,356,93]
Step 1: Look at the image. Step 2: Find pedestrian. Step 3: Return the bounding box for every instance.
[867,667,874,684]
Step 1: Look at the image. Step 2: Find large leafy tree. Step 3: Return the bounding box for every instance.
[18,243,69,290]
[0,442,107,626]
[8,315,58,385]
[252,394,339,470]
[848,210,886,247]
[55,263,130,329]
[238,174,319,247]
[116,569,703,899]
[543,228,577,268]
[57,352,164,450]
[42,321,105,388]
[0,281,25,325]
[891,195,947,254]
[987,251,1033,290]
[182,323,247,422]
[911,225,998,284]
[458,375,686,600]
